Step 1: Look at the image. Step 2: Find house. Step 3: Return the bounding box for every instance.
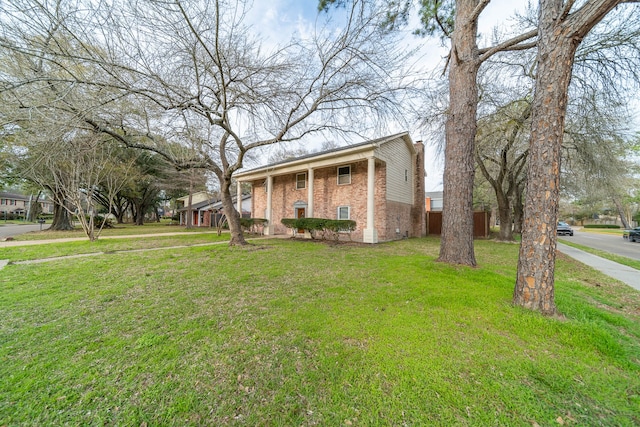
[0,191,54,218]
[234,132,426,243]
[175,191,216,209]
[425,191,443,211]
[178,194,252,227]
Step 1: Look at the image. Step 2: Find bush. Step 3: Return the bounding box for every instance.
[324,219,356,232]
[280,218,356,240]
[583,224,620,229]
[239,218,268,233]
[87,216,113,229]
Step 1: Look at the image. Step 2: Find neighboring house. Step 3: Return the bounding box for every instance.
[425,191,443,212]
[235,132,426,243]
[0,191,54,216]
[175,191,216,209]
[178,194,252,227]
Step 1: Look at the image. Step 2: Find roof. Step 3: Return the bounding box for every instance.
[235,132,414,179]
[176,191,215,203]
[178,193,251,212]
[0,191,30,201]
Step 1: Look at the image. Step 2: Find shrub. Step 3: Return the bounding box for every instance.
[240,218,268,233]
[92,216,114,229]
[583,224,620,229]
[280,218,356,240]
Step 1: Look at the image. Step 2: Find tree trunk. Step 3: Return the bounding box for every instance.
[613,197,630,229]
[514,0,624,315]
[27,192,43,222]
[134,202,145,225]
[496,193,514,241]
[185,170,194,229]
[514,3,578,316]
[50,199,74,230]
[438,0,480,266]
[220,177,247,246]
[512,185,524,234]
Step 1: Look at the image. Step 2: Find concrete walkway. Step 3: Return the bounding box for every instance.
[0,231,224,248]
[557,243,640,291]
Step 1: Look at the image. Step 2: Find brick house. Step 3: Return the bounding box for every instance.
[234,132,426,243]
[0,191,54,217]
[178,194,252,227]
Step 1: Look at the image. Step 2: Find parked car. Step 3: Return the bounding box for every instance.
[624,227,640,242]
[557,221,574,236]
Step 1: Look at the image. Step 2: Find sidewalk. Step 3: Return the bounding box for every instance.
[0,231,224,248]
[557,243,640,291]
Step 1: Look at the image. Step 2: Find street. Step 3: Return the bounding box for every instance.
[0,223,49,239]
[559,228,640,261]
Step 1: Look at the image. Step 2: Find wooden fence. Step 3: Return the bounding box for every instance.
[426,211,491,238]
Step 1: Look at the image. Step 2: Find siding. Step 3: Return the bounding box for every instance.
[375,137,413,204]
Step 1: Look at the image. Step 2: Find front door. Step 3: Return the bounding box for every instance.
[296,208,305,233]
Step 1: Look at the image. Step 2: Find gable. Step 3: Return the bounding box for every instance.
[375,137,414,205]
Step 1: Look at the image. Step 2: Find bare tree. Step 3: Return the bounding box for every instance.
[476,99,532,241]
[19,131,134,241]
[1,0,411,246]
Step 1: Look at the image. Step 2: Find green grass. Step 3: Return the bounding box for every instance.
[559,238,640,271]
[1,237,639,426]
[578,227,625,236]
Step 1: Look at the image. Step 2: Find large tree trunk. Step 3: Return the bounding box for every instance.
[220,177,247,246]
[50,198,74,231]
[515,16,574,315]
[438,0,480,266]
[134,202,145,225]
[514,0,624,315]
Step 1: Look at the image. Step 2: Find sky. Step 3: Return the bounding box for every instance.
[242,1,638,191]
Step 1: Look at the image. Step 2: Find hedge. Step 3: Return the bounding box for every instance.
[583,224,620,229]
[239,218,268,233]
[280,217,356,240]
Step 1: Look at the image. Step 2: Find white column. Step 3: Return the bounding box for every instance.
[363,157,378,243]
[265,175,273,235]
[236,181,242,216]
[307,168,314,218]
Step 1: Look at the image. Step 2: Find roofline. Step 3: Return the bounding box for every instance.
[236,132,413,179]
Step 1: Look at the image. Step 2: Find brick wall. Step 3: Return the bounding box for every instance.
[248,141,426,242]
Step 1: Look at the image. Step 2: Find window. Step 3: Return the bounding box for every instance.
[296,173,306,190]
[337,165,351,185]
[337,206,350,220]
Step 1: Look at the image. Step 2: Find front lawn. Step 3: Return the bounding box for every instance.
[1,238,638,426]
